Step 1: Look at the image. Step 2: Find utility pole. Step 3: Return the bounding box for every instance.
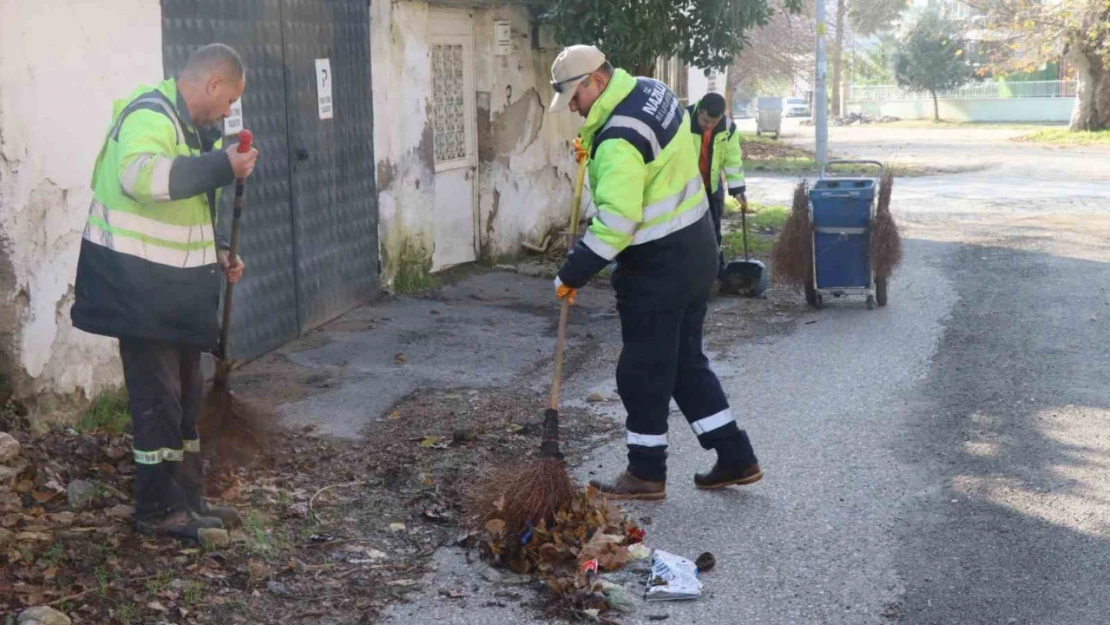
[814,0,829,167]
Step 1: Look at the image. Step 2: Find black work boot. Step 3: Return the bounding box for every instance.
[133,510,223,541]
[695,430,763,489]
[694,462,763,489]
[133,463,223,541]
[181,453,243,529]
[589,471,666,501]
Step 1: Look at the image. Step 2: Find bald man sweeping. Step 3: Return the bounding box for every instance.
[72,44,259,541]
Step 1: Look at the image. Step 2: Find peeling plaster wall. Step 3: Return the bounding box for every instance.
[0,0,163,404]
[371,2,580,275]
[371,0,437,284]
[473,6,581,262]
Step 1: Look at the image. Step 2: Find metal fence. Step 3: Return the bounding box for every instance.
[848,80,1077,102]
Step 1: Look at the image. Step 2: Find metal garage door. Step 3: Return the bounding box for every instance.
[161,0,380,359]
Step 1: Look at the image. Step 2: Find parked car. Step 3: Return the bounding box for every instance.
[732,101,752,119]
[784,97,811,117]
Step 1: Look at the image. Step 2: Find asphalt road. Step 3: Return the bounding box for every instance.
[379,124,1110,625]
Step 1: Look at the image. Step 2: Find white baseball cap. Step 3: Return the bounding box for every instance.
[548,45,607,113]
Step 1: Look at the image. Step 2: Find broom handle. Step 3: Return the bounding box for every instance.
[740,204,751,261]
[219,130,254,362]
[547,157,589,411]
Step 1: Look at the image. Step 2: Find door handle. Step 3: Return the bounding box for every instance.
[296,148,310,162]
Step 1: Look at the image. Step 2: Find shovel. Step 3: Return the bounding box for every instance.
[721,204,768,297]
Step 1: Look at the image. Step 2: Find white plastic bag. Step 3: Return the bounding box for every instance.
[645,550,702,601]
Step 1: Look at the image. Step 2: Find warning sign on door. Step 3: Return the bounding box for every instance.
[224,98,243,135]
[315,58,334,120]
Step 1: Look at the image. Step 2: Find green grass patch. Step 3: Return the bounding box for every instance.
[743,157,918,177]
[76,389,130,434]
[242,510,280,559]
[877,119,1056,130]
[722,229,775,259]
[736,131,780,144]
[720,202,791,262]
[1018,127,1110,145]
[392,242,439,294]
[183,580,205,605]
[748,205,790,230]
[145,570,174,595]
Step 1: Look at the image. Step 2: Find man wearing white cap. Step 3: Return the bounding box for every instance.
[549,45,762,499]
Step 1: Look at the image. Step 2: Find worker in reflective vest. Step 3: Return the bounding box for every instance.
[72,44,259,541]
[548,45,763,500]
[688,92,746,287]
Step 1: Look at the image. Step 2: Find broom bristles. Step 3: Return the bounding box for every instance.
[770,180,814,290]
[197,361,277,467]
[871,170,902,279]
[465,457,575,535]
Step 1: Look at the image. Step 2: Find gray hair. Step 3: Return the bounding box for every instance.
[182,44,245,81]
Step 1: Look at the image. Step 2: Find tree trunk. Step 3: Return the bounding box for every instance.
[831,0,846,117]
[932,90,940,121]
[1068,47,1110,131]
[726,53,744,114]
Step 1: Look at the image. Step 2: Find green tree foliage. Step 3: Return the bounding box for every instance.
[966,0,1110,130]
[893,11,971,120]
[539,0,804,74]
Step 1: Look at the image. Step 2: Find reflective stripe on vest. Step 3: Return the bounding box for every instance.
[84,200,216,268]
[643,175,704,223]
[580,173,709,261]
[600,115,663,160]
[120,154,174,202]
[113,96,187,145]
[631,194,709,246]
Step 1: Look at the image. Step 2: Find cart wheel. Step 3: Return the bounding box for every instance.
[756,129,762,137]
[805,282,817,307]
[876,277,888,307]
[814,292,824,309]
[866,295,876,310]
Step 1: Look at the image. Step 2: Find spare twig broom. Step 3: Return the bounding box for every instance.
[770,180,814,290]
[197,129,275,465]
[466,153,589,534]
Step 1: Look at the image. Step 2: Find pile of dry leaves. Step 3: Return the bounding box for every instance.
[0,413,437,624]
[474,488,648,622]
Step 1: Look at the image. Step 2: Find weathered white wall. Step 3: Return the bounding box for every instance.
[846,97,1074,122]
[687,66,726,105]
[0,0,163,404]
[472,6,580,262]
[370,0,438,281]
[370,1,579,276]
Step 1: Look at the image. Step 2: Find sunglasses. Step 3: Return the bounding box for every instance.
[551,72,590,94]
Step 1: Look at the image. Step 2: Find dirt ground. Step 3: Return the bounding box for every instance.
[1,263,803,625]
[0,383,618,624]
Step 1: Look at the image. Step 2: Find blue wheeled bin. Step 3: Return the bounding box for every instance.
[806,160,884,310]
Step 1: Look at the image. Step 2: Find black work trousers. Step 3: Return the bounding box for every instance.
[119,337,207,519]
[617,299,757,482]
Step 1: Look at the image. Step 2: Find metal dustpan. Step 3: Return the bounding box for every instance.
[720,207,767,297]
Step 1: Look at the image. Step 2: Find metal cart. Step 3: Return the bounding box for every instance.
[805,160,887,310]
[755,96,783,138]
